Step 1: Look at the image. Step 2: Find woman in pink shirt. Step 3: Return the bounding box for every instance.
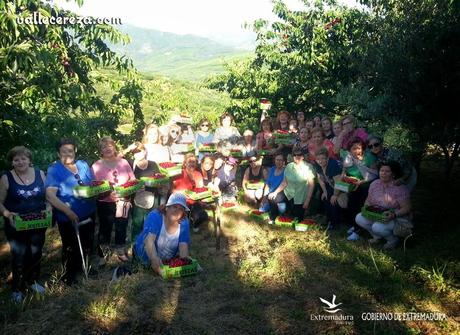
[307,127,337,162]
[355,161,412,249]
[92,137,135,262]
[334,115,368,154]
[255,118,274,150]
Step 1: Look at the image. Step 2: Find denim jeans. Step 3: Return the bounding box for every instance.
[4,221,46,292]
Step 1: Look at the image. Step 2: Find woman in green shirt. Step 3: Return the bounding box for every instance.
[269,147,315,221]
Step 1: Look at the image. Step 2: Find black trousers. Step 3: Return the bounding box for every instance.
[190,203,209,229]
[268,191,287,220]
[97,201,130,246]
[287,198,305,222]
[4,222,46,292]
[323,192,340,227]
[57,214,95,282]
[347,182,370,231]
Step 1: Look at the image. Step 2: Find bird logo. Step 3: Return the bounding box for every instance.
[319,295,343,313]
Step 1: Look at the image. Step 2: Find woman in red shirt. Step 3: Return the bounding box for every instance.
[173,153,209,232]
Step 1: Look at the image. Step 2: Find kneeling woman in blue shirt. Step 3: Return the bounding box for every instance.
[134,193,191,275]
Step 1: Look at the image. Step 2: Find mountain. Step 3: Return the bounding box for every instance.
[111,25,251,81]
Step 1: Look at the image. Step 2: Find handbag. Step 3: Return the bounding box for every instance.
[393,218,413,237]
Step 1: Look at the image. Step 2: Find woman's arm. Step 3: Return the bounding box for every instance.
[262,167,268,181]
[144,232,162,274]
[317,177,328,200]
[46,187,79,223]
[268,177,287,200]
[0,175,15,220]
[303,178,315,209]
[242,168,250,191]
[178,242,190,258]
[385,197,412,221]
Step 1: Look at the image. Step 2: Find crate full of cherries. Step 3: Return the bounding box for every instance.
[114,179,144,198]
[73,180,111,198]
[294,218,316,232]
[334,176,360,193]
[361,205,390,222]
[159,162,183,178]
[161,257,199,280]
[275,216,297,228]
[184,187,212,201]
[140,173,170,187]
[15,210,52,231]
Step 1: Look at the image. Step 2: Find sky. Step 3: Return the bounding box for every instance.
[52,0,358,46]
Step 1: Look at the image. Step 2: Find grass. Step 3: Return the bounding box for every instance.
[0,160,459,334]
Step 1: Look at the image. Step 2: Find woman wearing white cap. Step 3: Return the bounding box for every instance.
[133,193,191,275]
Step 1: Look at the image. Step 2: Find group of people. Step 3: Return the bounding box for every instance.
[0,110,416,303]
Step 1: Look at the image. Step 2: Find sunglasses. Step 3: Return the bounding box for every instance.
[74,173,85,186]
[201,124,210,127]
[249,159,257,163]
[368,142,381,149]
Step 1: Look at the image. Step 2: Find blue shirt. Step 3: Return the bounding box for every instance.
[45,160,96,222]
[266,166,285,193]
[134,209,191,264]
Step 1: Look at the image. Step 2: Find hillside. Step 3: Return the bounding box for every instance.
[93,69,231,132]
[111,25,251,81]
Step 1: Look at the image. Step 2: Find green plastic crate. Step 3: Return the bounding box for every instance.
[73,180,111,198]
[275,216,297,228]
[258,149,271,156]
[159,163,183,177]
[230,150,244,158]
[246,181,265,190]
[361,206,388,222]
[199,143,217,153]
[334,180,358,193]
[114,180,144,197]
[274,137,293,145]
[295,219,316,232]
[140,175,170,187]
[248,210,269,222]
[15,211,52,231]
[161,258,199,280]
[221,202,238,212]
[184,188,212,201]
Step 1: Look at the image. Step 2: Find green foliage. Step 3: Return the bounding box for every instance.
[95,70,230,133]
[208,0,460,172]
[0,0,143,170]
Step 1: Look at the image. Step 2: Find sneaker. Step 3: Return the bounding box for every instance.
[268,220,274,225]
[368,237,381,244]
[383,240,398,250]
[347,232,360,241]
[11,291,24,304]
[30,283,45,294]
[347,227,355,235]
